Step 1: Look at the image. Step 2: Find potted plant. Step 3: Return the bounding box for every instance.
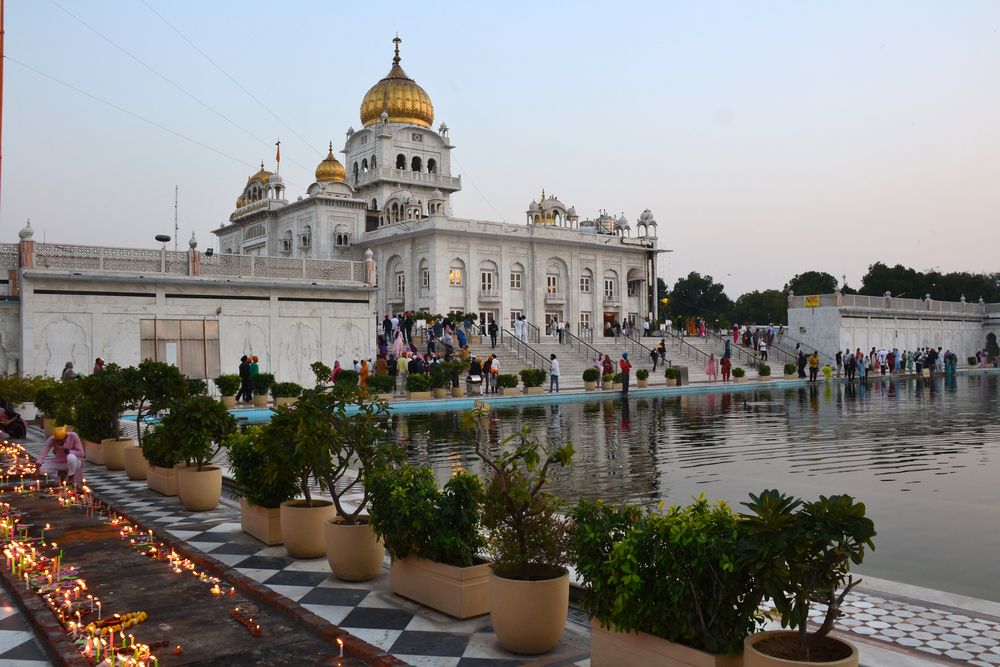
[334,369,359,387]
[251,372,275,407]
[406,373,432,400]
[601,373,614,390]
[227,425,300,545]
[0,374,52,421]
[636,368,649,388]
[429,363,449,399]
[271,381,303,407]
[214,374,241,408]
[75,365,135,470]
[612,372,623,391]
[740,490,876,667]
[27,377,59,434]
[157,395,237,511]
[472,405,574,654]
[664,367,679,387]
[783,363,797,380]
[186,378,208,396]
[583,367,600,391]
[519,368,546,395]
[442,359,470,397]
[35,380,81,435]
[141,427,178,495]
[757,363,771,380]
[571,497,763,667]
[369,465,489,618]
[125,361,187,483]
[968,356,978,367]
[497,374,519,395]
[732,367,746,383]
[367,375,396,401]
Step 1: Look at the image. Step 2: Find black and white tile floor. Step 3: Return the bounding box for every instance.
[0,588,51,667]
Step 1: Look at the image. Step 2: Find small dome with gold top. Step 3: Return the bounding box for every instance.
[315,143,346,183]
[360,36,434,129]
[249,162,272,185]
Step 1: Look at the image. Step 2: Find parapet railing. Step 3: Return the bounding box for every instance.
[789,292,988,315]
[704,329,768,366]
[562,328,607,365]
[499,329,551,371]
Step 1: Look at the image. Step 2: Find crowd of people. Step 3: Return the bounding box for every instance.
[834,346,964,380]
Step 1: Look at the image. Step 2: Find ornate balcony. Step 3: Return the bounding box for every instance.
[479,289,501,302]
[545,292,567,304]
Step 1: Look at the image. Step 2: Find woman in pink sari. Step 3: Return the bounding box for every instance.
[732,324,739,343]
[705,353,718,381]
[392,330,404,357]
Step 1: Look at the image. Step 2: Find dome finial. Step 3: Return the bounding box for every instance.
[328,141,334,155]
[393,34,401,66]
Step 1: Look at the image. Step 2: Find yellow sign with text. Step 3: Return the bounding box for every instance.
[803,295,820,307]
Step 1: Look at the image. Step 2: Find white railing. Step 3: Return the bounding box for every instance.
[603,294,621,305]
[790,292,988,315]
[387,290,405,302]
[479,289,500,301]
[353,166,461,190]
[545,292,566,303]
[0,244,19,269]
[33,243,190,275]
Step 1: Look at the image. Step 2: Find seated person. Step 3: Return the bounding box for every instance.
[38,426,85,486]
[0,407,27,440]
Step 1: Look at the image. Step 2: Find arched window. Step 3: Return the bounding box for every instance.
[361,158,368,172]
[391,202,399,222]
[352,162,359,181]
[449,258,465,287]
[396,154,406,169]
[300,225,312,249]
[427,158,437,174]
[370,198,378,211]
[418,258,429,292]
[334,224,350,247]
[580,268,593,293]
[411,156,422,172]
[370,155,377,169]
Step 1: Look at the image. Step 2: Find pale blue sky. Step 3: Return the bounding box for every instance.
[3,1,997,295]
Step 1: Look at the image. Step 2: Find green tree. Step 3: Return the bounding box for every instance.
[731,290,788,325]
[669,272,733,321]
[859,263,1000,302]
[858,263,927,298]
[784,271,839,295]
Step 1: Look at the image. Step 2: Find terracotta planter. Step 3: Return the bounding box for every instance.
[584,381,597,391]
[602,381,613,390]
[523,386,544,395]
[665,378,678,387]
[280,500,336,559]
[613,383,623,391]
[325,517,384,582]
[408,391,432,400]
[123,445,148,480]
[590,618,741,667]
[758,375,772,381]
[637,379,649,388]
[274,397,298,407]
[42,417,55,437]
[390,556,490,619]
[252,394,269,407]
[177,465,222,511]
[489,569,568,654]
[240,497,282,545]
[83,440,104,465]
[433,388,449,399]
[101,438,132,471]
[147,465,178,496]
[451,385,466,398]
[221,396,236,408]
[783,374,797,380]
[734,376,747,383]
[744,631,858,667]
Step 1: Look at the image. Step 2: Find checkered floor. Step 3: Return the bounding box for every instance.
[0,588,51,667]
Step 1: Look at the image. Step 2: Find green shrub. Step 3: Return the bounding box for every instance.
[139,426,176,468]
[335,369,359,386]
[732,367,746,378]
[612,372,622,384]
[0,374,55,406]
[582,368,600,383]
[367,375,395,394]
[968,356,978,366]
[572,497,764,655]
[429,363,448,389]
[497,374,519,389]
[271,381,303,398]
[784,363,797,375]
[636,368,649,381]
[157,395,237,470]
[406,373,431,392]
[36,381,82,426]
[226,426,299,508]
[310,361,332,386]
[602,373,614,383]
[757,363,771,377]
[214,374,241,396]
[125,360,188,448]
[187,378,208,395]
[75,365,133,441]
[368,466,485,568]
[251,372,275,396]
[519,368,546,388]
[664,367,679,380]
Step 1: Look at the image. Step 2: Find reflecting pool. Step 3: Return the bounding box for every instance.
[390,373,1000,602]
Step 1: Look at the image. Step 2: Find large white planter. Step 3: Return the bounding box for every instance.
[176,465,222,511]
[147,465,178,496]
[83,440,104,465]
[744,631,858,667]
[123,445,148,480]
[101,438,133,471]
[489,569,568,654]
[240,497,282,545]
[325,517,384,582]
[280,500,336,559]
[390,556,489,619]
[591,619,741,667]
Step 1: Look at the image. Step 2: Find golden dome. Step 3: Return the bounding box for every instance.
[359,36,434,129]
[250,162,272,185]
[236,194,246,208]
[315,143,346,183]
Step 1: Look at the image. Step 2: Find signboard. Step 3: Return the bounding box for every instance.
[802,295,820,307]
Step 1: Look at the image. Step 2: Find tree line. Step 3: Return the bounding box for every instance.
[657,264,1000,327]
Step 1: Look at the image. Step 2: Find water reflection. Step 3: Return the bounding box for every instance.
[389,374,1000,601]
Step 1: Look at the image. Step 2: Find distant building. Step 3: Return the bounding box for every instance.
[214,36,664,336]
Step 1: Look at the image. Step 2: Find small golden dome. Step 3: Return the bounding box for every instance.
[360,36,434,129]
[250,162,272,185]
[236,194,246,208]
[315,143,346,183]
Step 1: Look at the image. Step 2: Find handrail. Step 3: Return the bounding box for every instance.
[658,326,711,363]
[704,329,766,366]
[772,332,836,366]
[562,328,606,364]
[620,332,656,360]
[525,321,541,344]
[499,329,551,371]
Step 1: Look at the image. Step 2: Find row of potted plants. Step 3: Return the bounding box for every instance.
[213,373,303,408]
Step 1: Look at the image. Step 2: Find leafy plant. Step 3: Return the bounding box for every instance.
[784,363,796,375]
[125,361,188,446]
[664,367,679,380]
[612,372,622,384]
[214,374,241,396]
[635,368,649,381]
[471,405,573,579]
[310,361,332,387]
[732,367,746,378]
[582,368,600,383]
[271,381,302,398]
[187,378,208,395]
[439,360,470,388]
[519,368,546,388]
[757,363,771,377]
[602,373,614,383]
[35,380,82,426]
[368,465,485,567]
[367,375,395,394]
[429,363,448,390]
[251,372,275,396]
[157,395,237,470]
[572,497,765,655]
[335,369,359,386]
[225,426,299,508]
[0,374,55,406]
[740,490,876,661]
[406,373,431,392]
[75,365,132,441]
[139,426,176,468]
[968,356,977,366]
[497,374,519,389]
